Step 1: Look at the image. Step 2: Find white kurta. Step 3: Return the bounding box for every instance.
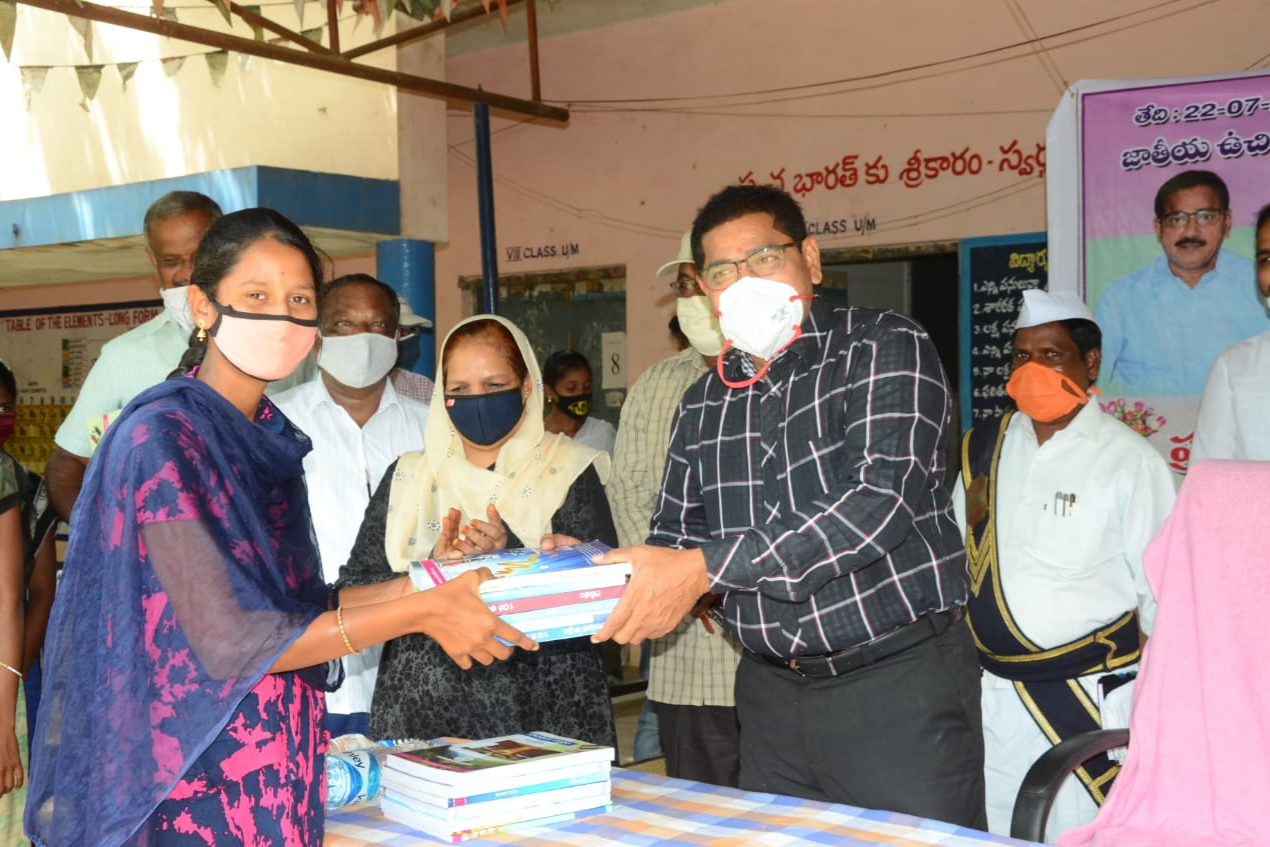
[953,402,1175,839]
[1192,328,1270,463]
[274,375,428,719]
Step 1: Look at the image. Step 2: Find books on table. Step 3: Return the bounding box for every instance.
[380,731,615,843]
[408,541,630,643]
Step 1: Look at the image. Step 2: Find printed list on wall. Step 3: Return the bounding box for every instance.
[0,301,161,473]
[958,234,1048,430]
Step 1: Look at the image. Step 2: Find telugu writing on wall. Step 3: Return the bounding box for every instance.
[958,236,1048,429]
[739,138,1046,202]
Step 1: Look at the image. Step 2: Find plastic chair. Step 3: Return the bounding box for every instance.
[1009,729,1129,842]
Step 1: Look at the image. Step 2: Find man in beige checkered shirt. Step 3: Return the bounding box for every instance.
[608,233,742,786]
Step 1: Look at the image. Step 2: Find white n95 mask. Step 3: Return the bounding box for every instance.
[717,276,807,361]
[318,332,399,389]
[675,295,726,357]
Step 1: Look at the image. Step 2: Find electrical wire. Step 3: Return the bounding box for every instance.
[546,0,1219,108]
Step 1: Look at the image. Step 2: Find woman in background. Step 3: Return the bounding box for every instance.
[542,349,617,458]
[340,316,618,748]
[25,209,529,847]
[0,358,52,842]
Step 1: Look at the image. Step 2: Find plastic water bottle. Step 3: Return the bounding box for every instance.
[324,748,382,811]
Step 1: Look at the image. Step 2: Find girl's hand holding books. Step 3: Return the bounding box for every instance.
[420,569,537,669]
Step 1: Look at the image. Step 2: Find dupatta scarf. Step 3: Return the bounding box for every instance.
[384,314,610,571]
[25,376,332,847]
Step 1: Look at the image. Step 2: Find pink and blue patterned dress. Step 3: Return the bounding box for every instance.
[26,376,338,846]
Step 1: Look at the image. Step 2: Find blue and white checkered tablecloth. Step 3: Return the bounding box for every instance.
[325,769,1043,846]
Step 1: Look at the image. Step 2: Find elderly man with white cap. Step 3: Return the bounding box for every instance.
[607,231,742,783]
[952,288,1175,840]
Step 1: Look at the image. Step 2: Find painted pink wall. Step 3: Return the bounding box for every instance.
[430,0,1269,382]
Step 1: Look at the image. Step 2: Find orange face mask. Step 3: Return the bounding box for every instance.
[1006,362,1089,423]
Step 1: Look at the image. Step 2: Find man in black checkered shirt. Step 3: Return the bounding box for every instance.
[590,185,985,827]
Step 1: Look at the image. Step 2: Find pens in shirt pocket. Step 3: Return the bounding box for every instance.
[1051,491,1076,517]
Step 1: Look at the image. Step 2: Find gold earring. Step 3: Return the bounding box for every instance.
[196,321,207,343]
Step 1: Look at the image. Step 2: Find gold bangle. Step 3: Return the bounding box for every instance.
[0,661,23,681]
[336,607,357,655]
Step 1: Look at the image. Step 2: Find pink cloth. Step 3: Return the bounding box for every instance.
[1059,460,1270,847]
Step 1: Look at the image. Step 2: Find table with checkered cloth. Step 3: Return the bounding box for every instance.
[325,769,1042,846]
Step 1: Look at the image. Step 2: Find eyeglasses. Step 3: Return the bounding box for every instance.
[699,241,800,291]
[668,276,701,296]
[1158,208,1227,229]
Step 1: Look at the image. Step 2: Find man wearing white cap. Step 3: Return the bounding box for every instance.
[607,231,742,783]
[952,288,1175,839]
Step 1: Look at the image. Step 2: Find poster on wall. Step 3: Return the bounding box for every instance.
[1047,69,1270,475]
[958,233,1047,432]
[0,300,161,473]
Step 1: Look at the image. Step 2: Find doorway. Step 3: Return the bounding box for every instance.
[461,264,627,427]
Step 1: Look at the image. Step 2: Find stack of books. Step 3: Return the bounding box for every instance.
[409,541,631,642]
[380,731,614,842]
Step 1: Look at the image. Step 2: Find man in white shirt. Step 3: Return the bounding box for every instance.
[45,191,222,520]
[953,290,1175,840]
[274,273,429,737]
[45,191,315,520]
[1192,202,1270,462]
[608,232,742,783]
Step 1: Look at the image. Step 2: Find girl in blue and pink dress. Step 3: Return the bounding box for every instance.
[25,209,533,847]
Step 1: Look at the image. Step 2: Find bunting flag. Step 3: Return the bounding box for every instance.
[211,0,231,25]
[160,8,178,29]
[238,52,253,71]
[375,0,392,35]
[75,64,102,110]
[69,17,93,62]
[20,66,48,110]
[161,55,184,76]
[0,0,15,63]
[301,26,323,46]
[292,0,303,27]
[205,49,227,86]
[151,0,162,18]
[117,61,139,91]
[245,5,264,40]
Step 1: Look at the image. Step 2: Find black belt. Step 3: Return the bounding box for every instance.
[756,607,963,679]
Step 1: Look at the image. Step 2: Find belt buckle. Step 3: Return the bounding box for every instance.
[788,656,840,678]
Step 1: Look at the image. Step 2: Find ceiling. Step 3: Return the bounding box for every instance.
[2,0,714,288]
[442,0,719,56]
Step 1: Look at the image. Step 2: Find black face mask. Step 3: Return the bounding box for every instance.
[445,387,525,446]
[553,392,591,421]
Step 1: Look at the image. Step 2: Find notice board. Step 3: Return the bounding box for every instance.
[958,233,1048,432]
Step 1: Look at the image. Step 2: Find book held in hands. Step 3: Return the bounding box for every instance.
[409,541,631,643]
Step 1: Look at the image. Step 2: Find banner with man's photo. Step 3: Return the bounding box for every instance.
[1047,69,1270,475]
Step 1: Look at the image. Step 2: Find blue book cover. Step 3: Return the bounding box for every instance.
[409,541,630,598]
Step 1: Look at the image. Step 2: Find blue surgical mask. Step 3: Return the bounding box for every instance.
[445,387,525,446]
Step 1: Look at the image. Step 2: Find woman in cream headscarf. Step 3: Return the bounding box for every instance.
[338,314,618,747]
